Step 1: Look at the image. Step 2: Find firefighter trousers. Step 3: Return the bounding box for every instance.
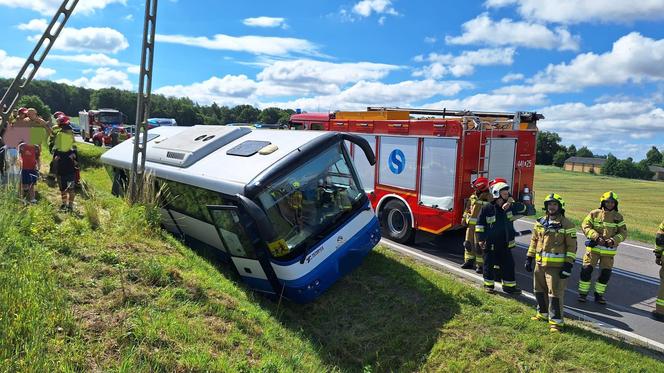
[483,243,516,289]
[533,265,567,326]
[579,249,614,295]
[657,265,664,316]
[464,226,484,265]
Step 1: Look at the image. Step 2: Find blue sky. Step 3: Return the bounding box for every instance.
[1,0,664,159]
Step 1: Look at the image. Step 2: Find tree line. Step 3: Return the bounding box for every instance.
[0,78,295,127]
[537,130,663,181]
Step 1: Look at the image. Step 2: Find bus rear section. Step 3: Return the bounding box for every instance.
[100,125,381,303]
[290,107,541,244]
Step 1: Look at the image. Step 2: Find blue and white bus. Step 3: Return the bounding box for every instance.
[101,125,381,302]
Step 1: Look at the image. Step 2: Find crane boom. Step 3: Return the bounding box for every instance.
[0,0,79,131]
[128,0,158,203]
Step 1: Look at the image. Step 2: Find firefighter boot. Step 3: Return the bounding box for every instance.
[594,292,606,305]
[653,311,664,322]
[531,292,548,321]
[461,259,475,269]
[549,297,564,332]
[594,269,611,305]
[494,265,503,283]
[461,241,475,269]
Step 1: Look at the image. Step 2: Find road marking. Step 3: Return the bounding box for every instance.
[380,239,664,354]
[517,220,654,252]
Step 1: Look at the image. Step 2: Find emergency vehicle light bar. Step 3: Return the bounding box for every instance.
[366,107,544,123]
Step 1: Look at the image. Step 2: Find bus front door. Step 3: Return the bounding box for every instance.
[207,205,281,296]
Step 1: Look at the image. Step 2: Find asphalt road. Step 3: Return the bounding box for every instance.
[381,219,664,352]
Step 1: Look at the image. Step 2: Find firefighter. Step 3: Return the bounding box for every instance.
[525,194,577,332]
[654,220,664,321]
[476,178,528,294]
[577,191,627,304]
[288,181,304,228]
[461,176,492,274]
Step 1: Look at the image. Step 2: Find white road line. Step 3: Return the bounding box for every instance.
[517,220,655,252]
[380,239,664,354]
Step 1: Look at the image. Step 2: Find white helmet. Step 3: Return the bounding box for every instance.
[489,178,510,198]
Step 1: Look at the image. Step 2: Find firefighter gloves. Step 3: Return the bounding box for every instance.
[525,256,534,272]
[560,262,573,279]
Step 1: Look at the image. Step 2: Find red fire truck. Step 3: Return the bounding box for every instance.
[289,107,542,243]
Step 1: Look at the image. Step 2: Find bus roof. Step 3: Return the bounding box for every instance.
[100,125,331,195]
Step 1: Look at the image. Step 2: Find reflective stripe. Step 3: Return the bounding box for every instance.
[508,240,516,248]
[475,225,485,233]
[565,228,576,234]
[578,281,591,293]
[502,280,516,287]
[595,282,608,294]
[549,319,564,326]
[476,257,484,264]
[467,217,478,224]
[616,221,626,227]
[589,246,617,256]
[484,280,495,287]
[614,234,624,242]
[566,252,576,259]
[655,247,663,254]
[487,216,496,224]
[657,299,664,306]
[536,252,566,263]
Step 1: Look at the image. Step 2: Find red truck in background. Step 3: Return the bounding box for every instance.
[79,108,131,147]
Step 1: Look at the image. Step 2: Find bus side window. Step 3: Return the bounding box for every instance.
[209,208,257,259]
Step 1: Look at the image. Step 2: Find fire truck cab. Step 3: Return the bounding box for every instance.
[290,107,541,244]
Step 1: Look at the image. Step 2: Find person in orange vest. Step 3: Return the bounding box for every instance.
[577,192,627,304]
[461,177,493,274]
[654,220,664,321]
[525,194,577,332]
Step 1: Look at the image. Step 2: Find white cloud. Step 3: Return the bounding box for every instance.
[424,92,548,112]
[22,20,129,54]
[413,48,515,79]
[537,100,664,158]
[502,73,524,82]
[243,16,287,28]
[352,0,399,17]
[57,67,132,90]
[0,0,126,16]
[124,14,134,21]
[0,49,55,79]
[50,53,121,66]
[126,65,140,74]
[446,13,580,51]
[155,75,259,106]
[485,0,664,24]
[155,33,318,56]
[496,32,664,95]
[17,18,48,31]
[424,36,437,44]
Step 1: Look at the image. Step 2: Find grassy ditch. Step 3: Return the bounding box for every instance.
[0,144,662,372]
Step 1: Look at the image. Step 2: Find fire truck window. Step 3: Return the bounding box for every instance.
[352,135,376,193]
[420,138,457,210]
[311,123,325,130]
[379,136,418,190]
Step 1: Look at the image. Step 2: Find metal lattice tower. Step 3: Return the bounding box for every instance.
[0,0,79,131]
[128,0,158,203]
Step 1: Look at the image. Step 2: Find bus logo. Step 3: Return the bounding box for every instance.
[388,149,405,174]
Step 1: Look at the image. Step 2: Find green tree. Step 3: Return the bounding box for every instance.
[258,107,282,124]
[637,159,655,180]
[646,146,663,165]
[232,105,260,124]
[566,144,577,158]
[602,154,618,176]
[576,146,594,158]
[536,131,563,165]
[16,95,51,120]
[553,150,568,167]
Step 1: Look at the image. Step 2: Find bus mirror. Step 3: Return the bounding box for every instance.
[234,194,277,242]
[341,133,376,166]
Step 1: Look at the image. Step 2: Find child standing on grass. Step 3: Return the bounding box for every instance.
[53,116,77,211]
[18,142,40,203]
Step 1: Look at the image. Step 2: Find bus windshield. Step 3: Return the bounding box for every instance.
[254,142,365,260]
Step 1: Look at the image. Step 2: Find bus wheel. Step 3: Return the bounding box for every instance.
[380,199,414,244]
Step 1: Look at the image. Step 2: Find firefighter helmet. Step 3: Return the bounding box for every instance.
[57,115,71,126]
[600,191,619,210]
[53,111,65,118]
[489,178,510,198]
[543,193,565,214]
[472,176,489,192]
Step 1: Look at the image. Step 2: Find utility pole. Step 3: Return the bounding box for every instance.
[0,0,79,131]
[128,0,158,203]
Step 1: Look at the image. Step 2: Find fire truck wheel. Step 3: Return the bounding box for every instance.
[380,199,414,244]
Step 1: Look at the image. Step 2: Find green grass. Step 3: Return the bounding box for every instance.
[534,165,663,244]
[1,145,663,372]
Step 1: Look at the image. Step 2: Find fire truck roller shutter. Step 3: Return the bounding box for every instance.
[351,135,376,193]
[420,138,457,210]
[378,136,418,191]
[485,138,517,188]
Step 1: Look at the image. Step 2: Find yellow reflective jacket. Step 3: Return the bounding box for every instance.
[528,214,577,267]
[582,209,627,245]
[656,220,664,258]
